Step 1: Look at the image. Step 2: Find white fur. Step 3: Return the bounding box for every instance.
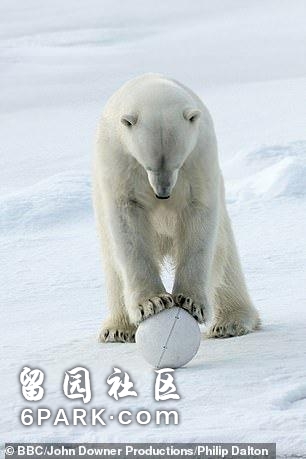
[93,74,260,342]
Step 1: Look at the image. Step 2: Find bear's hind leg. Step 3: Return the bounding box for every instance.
[208,284,260,339]
[208,226,260,338]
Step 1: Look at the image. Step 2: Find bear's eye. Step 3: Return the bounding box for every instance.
[183,108,201,123]
[121,114,138,127]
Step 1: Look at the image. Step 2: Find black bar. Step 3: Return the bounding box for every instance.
[5,443,276,459]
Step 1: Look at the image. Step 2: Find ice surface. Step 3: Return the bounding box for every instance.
[1,1,306,457]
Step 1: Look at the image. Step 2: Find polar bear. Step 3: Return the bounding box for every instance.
[93,74,260,342]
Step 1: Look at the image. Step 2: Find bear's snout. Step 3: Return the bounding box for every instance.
[147,169,178,200]
[154,183,172,199]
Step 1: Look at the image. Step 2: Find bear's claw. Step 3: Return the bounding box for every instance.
[137,293,175,323]
[174,293,206,324]
[207,318,259,338]
[99,326,136,343]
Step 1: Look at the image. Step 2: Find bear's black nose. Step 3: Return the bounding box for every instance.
[155,194,170,200]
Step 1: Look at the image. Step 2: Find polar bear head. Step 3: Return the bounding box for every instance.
[119,81,201,199]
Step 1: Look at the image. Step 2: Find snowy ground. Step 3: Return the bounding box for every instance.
[1,1,306,458]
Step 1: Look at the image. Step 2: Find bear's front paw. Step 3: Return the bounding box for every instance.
[136,293,175,324]
[174,294,206,324]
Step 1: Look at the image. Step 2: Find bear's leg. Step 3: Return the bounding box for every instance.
[98,246,137,343]
[207,216,260,338]
[106,200,174,326]
[172,204,218,324]
[208,275,260,338]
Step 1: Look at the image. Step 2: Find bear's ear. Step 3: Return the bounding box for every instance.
[183,108,201,122]
[121,113,138,127]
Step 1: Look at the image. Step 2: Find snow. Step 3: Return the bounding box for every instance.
[1,1,306,457]
[226,141,306,201]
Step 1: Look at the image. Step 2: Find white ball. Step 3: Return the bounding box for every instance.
[135,306,201,369]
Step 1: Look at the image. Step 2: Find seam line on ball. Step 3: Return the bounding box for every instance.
[156,307,181,369]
